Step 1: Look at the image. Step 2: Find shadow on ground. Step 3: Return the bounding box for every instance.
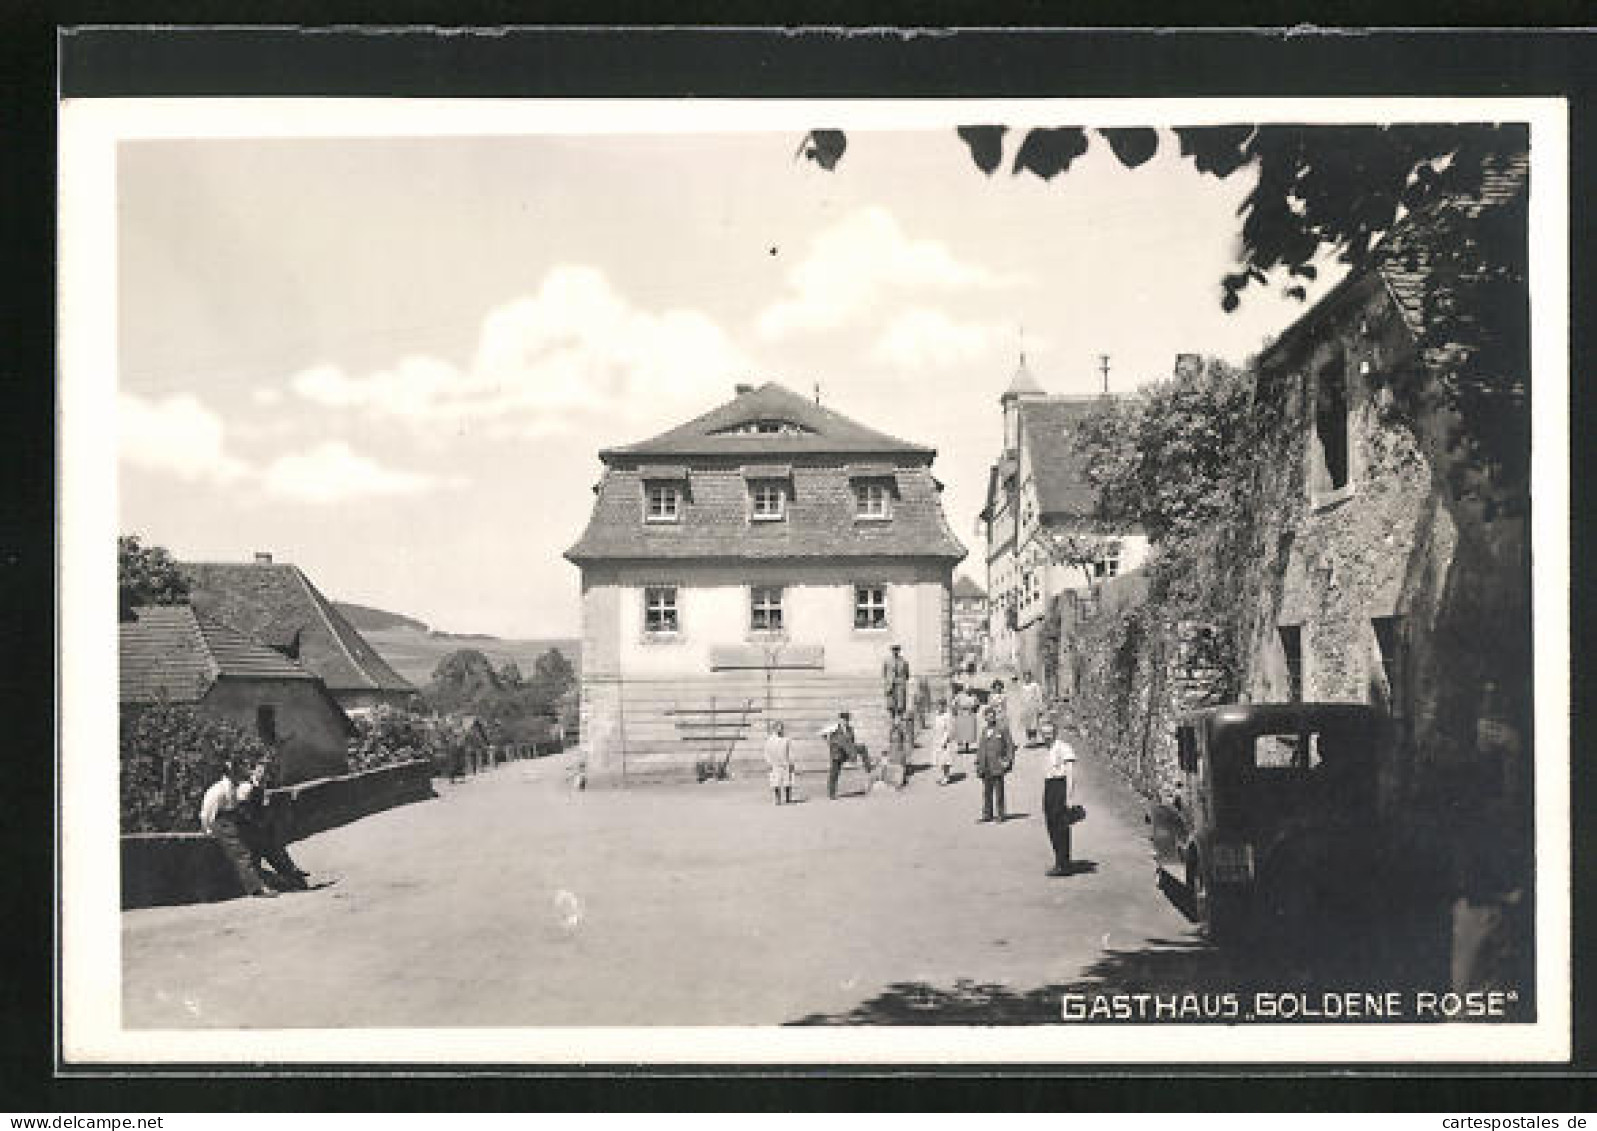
[787,906,1464,1025]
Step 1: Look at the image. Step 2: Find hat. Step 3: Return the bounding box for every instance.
[890,644,901,651]
[839,710,851,719]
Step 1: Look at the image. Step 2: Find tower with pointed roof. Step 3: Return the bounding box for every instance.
[566,381,966,786]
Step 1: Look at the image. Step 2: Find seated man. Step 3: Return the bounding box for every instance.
[200,760,276,899]
[236,756,310,891]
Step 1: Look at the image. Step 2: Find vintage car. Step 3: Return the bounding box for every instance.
[1148,702,1391,942]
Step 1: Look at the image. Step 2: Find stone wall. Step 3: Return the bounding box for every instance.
[122,759,436,908]
[1061,574,1232,804]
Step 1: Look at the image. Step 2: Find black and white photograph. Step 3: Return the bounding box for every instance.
[56,72,1569,1065]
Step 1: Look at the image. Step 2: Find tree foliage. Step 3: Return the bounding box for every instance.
[118,534,190,620]
[1074,357,1254,548]
[121,700,268,833]
[347,704,444,773]
[424,646,576,743]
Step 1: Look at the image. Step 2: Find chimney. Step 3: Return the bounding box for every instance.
[734,383,755,396]
[254,551,273,564]
[1174,353,1203,381]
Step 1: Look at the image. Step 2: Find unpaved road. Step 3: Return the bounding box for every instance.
[124,742,1217,1028]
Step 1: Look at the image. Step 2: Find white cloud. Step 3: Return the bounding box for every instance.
[287,265,753,437]
[261,441,444,505]
[870,308,1001,370]
[757,206,1013,339]
[118,392,250,483]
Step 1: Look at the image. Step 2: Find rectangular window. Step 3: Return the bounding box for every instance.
[854,481,891,519]
[854,583,888,630]
[750,481,786,521]
[644,586,680,635]
[1315,358,1350,492]
[256,704,278,746]
[1278,625,1303,701]
[644,482,681,522]
[750,585,784,633]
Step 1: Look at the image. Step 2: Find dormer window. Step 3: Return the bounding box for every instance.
[750,480,787,521]
[645,483,681,523]
[854,481,892,521]
[713,418,815,437]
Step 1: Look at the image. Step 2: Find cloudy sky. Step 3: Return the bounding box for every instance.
[116,125,1341,638]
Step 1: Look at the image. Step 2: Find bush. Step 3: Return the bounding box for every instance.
[347,705,444,773]
[120,701,269,833]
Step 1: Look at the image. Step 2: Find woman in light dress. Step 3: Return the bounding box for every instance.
[931,699,956,785]
[763,720,796,806]
[952,683,980,755]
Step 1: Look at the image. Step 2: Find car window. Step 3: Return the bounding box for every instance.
[1252,731,1326,770]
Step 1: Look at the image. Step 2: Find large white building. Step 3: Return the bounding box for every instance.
[978,357,1151,686]
[566,381,967,785]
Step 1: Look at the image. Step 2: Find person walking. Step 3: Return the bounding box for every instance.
[1043,721,1079,876]
[825,710,860,800]
[974,707,1015,824]
[882,644,911,723]
[763,720,796,806]
[200,759,276,899]
[931,698,955,785]
[1018,671,1045,746]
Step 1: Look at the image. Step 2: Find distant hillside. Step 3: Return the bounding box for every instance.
[358,626,581,689]
[334,601,430,634]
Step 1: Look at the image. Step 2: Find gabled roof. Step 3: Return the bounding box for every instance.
[120,604,321,704]
[601,382,933,462]
[566,463,967,564]
[183,561,415,697]
[953,575,987,600]
[1019,396,1104,519]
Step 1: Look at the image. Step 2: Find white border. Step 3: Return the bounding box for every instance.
[59,96,1571,1065]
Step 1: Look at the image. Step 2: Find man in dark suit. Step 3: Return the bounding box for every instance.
[975,707,1015,823]
[826,710,865,800]
[882,644,911,722]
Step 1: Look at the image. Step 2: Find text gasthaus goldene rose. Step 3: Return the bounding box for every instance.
[1060,989,1521,1022]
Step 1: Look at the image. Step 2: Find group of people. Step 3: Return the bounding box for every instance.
[200,755,311,899]
[756,652,1083,877]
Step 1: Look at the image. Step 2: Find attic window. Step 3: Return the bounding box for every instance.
[713,419,815,436]
[854,481,892,521]
[750,480,787,522]
[645,482,681,523]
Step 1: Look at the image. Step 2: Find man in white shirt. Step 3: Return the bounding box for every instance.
[1044,722,1079,877]
[200,760,276,898]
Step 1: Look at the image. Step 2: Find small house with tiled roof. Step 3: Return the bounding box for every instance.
[566,381,967,785]
[978,355,1152,684]
[183,555,416,712]
[120,603,355,784]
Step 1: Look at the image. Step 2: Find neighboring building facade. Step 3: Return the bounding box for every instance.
[1239,150,1531,827]
[566,381,967,785]
[950,574,990,672]
[978,357,1151,684]
[184,554,416,712]
[120,603,355,784]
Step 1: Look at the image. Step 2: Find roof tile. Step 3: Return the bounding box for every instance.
[183,562,415,696]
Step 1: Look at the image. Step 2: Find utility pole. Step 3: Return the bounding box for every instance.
[1098,354,1111,394]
